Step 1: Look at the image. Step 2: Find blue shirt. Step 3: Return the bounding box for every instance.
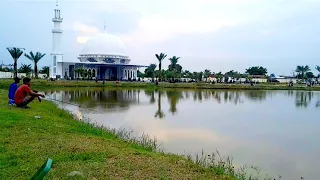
[8,83,18,99]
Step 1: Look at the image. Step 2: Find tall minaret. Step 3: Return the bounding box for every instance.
[50,0,63,79]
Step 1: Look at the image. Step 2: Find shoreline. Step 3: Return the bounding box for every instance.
[1,79,320,91]
[0,90,241,179]
[0,89,281,179]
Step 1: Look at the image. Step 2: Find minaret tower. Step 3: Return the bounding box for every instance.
[50,0,63,78]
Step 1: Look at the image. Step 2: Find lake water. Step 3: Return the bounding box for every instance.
[45,89,320,179]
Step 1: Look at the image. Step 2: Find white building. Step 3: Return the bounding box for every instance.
[49,1,147,80]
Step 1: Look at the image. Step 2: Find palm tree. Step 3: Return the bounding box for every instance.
[168,56,180,70]
[296,65,310,79]
[18,64,33,76]
[24,51,46,78]
[6,47,24,78]
[155,53,167,81]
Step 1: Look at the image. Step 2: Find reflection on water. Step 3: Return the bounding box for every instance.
[45,89,320,179]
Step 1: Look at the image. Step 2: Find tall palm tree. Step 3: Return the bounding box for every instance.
[24,51,46,78]
[6,47,24,78]
[155,53,167,81]
[296,65,310,79]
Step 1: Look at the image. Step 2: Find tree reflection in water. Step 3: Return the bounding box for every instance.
[154,91,165,119]
[166,90,183,115]
[295,91,313,108]
[47,89,319,117]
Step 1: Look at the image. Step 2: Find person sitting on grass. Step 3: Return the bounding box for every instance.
[8,77,21,105]
[14,77,45,108]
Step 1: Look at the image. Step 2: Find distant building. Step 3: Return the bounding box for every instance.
[49,2,147,80]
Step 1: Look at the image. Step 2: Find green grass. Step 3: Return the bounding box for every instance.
[0,89,238,179]
[1,78,320,91]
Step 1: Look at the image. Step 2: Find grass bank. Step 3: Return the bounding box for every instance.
[0,89,240,179]
[1,78,320,91]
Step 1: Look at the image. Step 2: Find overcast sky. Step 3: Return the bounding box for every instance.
[0,0,319,75]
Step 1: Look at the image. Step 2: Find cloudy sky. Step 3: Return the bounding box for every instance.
[0,0,319,75]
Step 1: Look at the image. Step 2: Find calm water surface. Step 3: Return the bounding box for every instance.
[46,89,320,179]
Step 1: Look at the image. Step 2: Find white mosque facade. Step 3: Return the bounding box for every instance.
[49,3,147,80]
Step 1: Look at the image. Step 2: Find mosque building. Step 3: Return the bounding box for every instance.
[49,1,147,80]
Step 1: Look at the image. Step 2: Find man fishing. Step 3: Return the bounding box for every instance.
[14,77,45,108]
[8,77,21,105]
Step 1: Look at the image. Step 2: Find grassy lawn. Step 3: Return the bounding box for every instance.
[0,78,320,91]
[0,89,234,179]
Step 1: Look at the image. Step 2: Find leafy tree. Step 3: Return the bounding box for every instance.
[18,64,33,75]
[24,51,46,78]
[137,70,144,78]
[168,56,182,72]
[215,72,223,83]
[145,64,157,82]
[39,66,49,77]
[155,53,167,81]
[306,72,314,79]
[295,65,310,79]
[203,69,211,81]
[6,47,24,78]
[245,66,268,75]
[0,67,10,72]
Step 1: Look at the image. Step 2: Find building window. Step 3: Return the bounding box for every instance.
[124,70,127,77]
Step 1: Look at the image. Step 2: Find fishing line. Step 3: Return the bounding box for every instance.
[44,97,149,114]
[44,97,105,114]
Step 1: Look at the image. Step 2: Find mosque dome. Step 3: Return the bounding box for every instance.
[81,32,126,56]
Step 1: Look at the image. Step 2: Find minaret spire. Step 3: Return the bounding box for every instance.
[50,0,63,79]
[103,20,106,33]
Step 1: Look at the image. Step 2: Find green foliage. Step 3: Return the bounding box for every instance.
[306,72,314,79]
[18,64,33,75]
[245,66,268,75]
[25,51,46,79]
[295,65,311,79]
[6,47,24,78]
[145,64,157,81]
[39,66,49,77]
[0,89,236,179]
[155,53,167,81]
[0,67,10,72]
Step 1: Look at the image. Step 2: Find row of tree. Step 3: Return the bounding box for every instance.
[6,47,46,78]
[14,64,49,76]
[140,53,320,82]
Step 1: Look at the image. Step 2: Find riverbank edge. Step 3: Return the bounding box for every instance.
[0,90,242,179]
[1,79,320,91]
